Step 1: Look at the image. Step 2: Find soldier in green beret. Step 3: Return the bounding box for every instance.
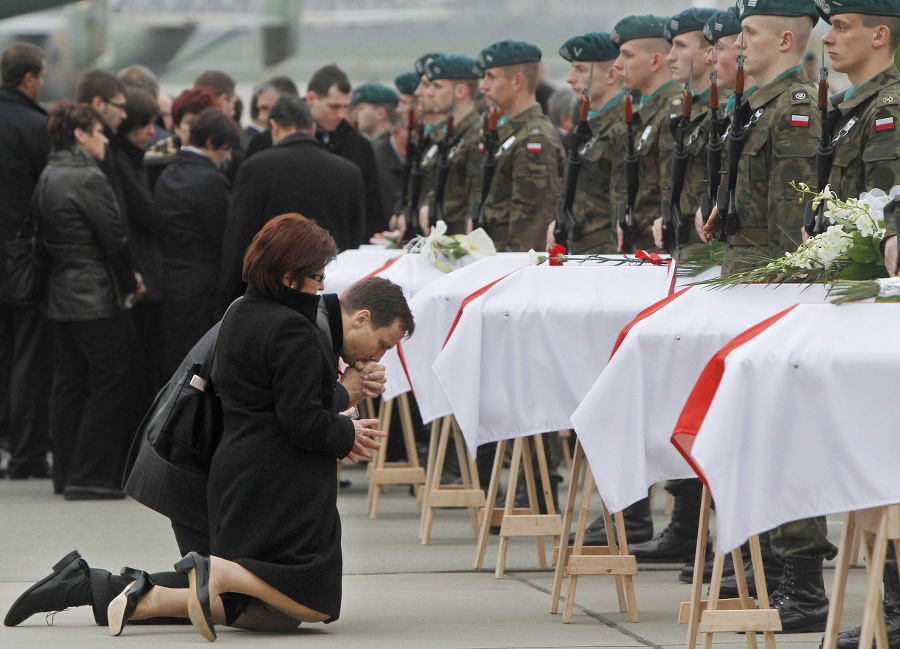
[817,0,900,282]
[414,52,446,129]
[650,8,718,256]
[351,83,400,147]
[395,71,420,121]
[609,14,681,252]
[700,0,839,633]
[545,32,628,256]
[470,40,565,251]
[416,55,483,236]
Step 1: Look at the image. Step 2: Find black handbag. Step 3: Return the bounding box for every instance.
[3,193,46,305]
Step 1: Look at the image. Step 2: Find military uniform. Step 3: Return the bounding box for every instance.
[415,124,444,212]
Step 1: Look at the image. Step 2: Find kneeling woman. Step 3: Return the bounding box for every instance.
[110,214,408,640]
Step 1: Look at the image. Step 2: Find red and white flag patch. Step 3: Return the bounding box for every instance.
[526,142,542,153]
[876,116,895,131]
[790,114,810,127]
[478,143,485,152]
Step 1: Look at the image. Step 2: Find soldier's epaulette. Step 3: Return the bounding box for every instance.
[789,85,813,105]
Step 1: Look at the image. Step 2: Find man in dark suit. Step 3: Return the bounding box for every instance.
[218,95,365,312]
[0,42,52,480]
[372,110,408,227]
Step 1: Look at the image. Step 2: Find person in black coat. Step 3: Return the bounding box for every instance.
[0,42,52,479]
[97,216,412,640]
[37,102,143,499]
[307,64,387,242]
[372,120,406,230]
[218,95,365,312]
[156,108,239,375]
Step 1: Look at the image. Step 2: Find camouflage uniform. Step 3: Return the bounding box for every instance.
[421,108,482,235]
[480,103,565,251]
[570,99,625,254]
[723,67,820,274]
[415,124,444,212]
[622,81,684,251]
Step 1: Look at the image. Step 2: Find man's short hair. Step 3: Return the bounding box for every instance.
[118,64,158,95]
[76,69,126,104]
[194,70,236,98]
[308,64,352,96]
[341,277,415,338]
[188,107,241,150]
[757,15,814,50]
[1,42,44,89]
[269,94,314,131]
[455,78,480,102]
[269,75,299,97]
[861,14,900,52]
[501,61,541,94]
[548,86,577,127]
[118,88,159,136]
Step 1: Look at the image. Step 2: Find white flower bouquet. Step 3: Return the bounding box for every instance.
[405,221,497,272]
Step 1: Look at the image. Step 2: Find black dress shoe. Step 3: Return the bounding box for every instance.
[175,552,216,642]
[569,497,654,547]
[630,525,709,563]
[679,552,735,584]
[4,550,92,626]
[7,459,51,480]
[63,485,125,500]
[107,568,154,636]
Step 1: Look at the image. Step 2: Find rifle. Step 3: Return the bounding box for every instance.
[804,43,834,236]
[720,33,748,240]
[702,63,726,243]
[471,100,500,230]
[429,91,456,227]
[661,61,693,254]
[617,65,640,252]
[403,107,426,238]
[553,63,594,252]
[396,102,417,217]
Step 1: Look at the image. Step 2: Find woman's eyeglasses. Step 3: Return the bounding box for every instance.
[308,273,326,283]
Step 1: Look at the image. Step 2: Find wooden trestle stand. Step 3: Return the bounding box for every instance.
[419,415,485,543]
[365,393,426,518]
[473,435,562,577]
[681,486,780,649]
[822,504,900,649]
[550,440,638,622]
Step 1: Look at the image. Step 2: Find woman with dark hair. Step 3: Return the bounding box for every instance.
[156,107,241,374]
[115,87,166,396]
[105,214,400,640]
[37,101,144,499]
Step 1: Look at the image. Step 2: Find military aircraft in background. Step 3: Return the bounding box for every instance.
[0,0,300,100]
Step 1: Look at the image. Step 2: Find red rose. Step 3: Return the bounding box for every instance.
[548,244,567,266]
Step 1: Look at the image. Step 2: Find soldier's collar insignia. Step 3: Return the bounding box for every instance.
[882,96,895,103]
[794,91,808,100]
[529,126,541,134]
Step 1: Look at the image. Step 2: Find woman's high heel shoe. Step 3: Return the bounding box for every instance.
[107,568,154,636]
[174,552,216,642]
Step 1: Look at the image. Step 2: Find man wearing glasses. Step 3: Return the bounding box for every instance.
[75,70,129,206]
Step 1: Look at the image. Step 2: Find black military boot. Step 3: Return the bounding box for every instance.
[568,496,654,546]
[835,561,900,649]
[770,557,829,633]
[679,547,739,584]
[4,550,93,626]
[630,491,708,563]
[513,474,562,514]
[719,533,782,597]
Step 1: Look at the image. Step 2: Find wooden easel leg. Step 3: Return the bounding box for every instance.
[748,534,777,649]
[422,416,453,545]
[700,549,727,649]
[419,419,442,539]
[533,434,560,562]
[551,440,584,613]
[614,507,639,622]
[451,421,479,536]
[559,430,572,468]
[521,436,547,569]
[564,460,594,622]
[822,511,857,649]
[474,440,506,570]
[732,544,759,649]
[602,499,627,614]
[497,437,525,578]
[396,394,423,513]
[368,398,394,518]
[859,511,890,649]
[685,487,712,649]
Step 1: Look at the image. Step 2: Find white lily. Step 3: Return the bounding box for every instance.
[463,228,497,260]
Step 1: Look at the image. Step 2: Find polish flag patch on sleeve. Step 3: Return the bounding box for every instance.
[526,142,543,153]
[876,116,895,131]
[478,143,485,152]
[790,114,810,127]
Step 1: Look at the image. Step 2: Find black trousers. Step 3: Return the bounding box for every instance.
[0,302,51,474]
[51,313,136,493]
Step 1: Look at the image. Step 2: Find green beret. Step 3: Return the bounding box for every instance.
[611,15,669,46]
[414,52,443,76]
[351,83,400,107]
[559,32,619,62]
[476,40,542,72]
[394,71,420,96]
[737,0,819,24]
[703,7,743,45]
[664,8,719,42]
[815,0,900,23]
[424,55,480,81]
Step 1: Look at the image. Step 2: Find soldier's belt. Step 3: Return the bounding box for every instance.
[728,228,769,247]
